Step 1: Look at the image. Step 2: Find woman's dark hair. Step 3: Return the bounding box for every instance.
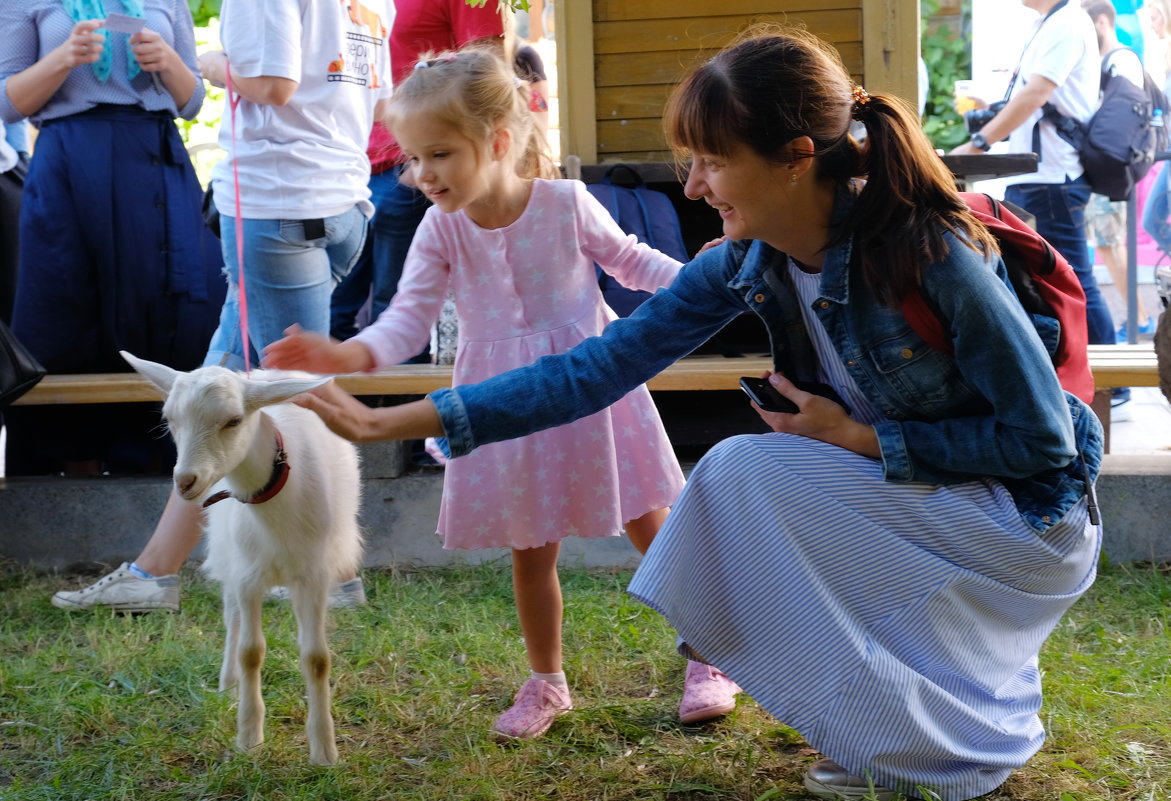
[663,25,996,304]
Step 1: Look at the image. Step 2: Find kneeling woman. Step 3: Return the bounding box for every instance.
[281,27,1103,801]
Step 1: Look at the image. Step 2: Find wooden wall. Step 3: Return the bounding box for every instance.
[557,0,920,164]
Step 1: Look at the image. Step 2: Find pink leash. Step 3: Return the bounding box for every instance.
[224,61,251,373]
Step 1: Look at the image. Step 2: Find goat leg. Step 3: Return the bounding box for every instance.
[291,580,338,765]
[234,587,267,752]
[219,589,241,692]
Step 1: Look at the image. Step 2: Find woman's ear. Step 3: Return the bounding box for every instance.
[783,135,817,182]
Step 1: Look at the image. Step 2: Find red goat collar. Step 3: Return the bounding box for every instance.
[202,428,290,508]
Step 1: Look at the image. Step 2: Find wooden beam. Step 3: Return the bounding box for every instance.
[558,0,597,163]
[861,0,919,105]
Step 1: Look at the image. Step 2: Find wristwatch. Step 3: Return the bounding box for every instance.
[969,132,992,152]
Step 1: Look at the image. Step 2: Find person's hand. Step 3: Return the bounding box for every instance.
[696,236,727,254]
[749,373,879,458]
[262,324,363,373]
[292,380,384,443]
[197,49,227,88]
[948,141,981,156]
[55,20,105,71]
[129,28,178,74]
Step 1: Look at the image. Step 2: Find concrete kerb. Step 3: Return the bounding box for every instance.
[1,444,1168,572]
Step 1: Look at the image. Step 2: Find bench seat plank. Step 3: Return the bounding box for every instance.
[13,356,776,406]
[13,349,1157,406]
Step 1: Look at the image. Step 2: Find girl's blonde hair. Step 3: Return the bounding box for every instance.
[385,47,558,180]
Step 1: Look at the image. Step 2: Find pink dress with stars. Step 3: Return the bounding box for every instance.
[352,178,687,550]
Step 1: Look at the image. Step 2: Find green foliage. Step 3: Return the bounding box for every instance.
[920,0,971,151]
[187,0,220,28]
[466,0,531,10]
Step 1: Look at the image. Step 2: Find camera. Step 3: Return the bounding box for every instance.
[965,100,1006,134]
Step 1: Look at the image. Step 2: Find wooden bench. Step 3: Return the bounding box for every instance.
[12,355,773,406]
[15,345,1157,452]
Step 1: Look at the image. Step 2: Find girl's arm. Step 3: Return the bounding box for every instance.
[2,20,105,119]
[263,325,376,373]
[349,210,452,369]
[574,182,683,292]
[294,241,749,451]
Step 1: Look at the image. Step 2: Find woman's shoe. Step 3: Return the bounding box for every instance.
[491,678,572,739]
[678,660,741,724]
[803,758,896,800]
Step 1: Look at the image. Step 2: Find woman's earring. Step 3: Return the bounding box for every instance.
[789,172,799,184]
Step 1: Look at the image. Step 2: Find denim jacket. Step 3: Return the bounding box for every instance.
[431,187,1103,533]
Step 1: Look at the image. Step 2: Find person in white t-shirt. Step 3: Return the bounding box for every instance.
[951,0,1113,348]
[1083,0,1155,339]
[50,0,393,615]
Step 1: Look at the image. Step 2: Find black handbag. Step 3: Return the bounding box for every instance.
[0,318,46,408]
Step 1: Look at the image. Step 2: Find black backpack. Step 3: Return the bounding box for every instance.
[1042,47,1169,201]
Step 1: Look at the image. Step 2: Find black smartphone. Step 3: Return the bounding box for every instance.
[739,376,852,416]
[739,376,799,414]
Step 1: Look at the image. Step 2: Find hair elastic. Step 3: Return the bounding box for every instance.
[850,85,872,119]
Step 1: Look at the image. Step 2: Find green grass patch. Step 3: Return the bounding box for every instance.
[1,561,1169,800]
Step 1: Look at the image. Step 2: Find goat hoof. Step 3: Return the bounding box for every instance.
[236,732,264,752]
[310,745,339,766]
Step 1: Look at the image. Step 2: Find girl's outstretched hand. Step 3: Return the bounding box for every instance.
[262,325,373,373]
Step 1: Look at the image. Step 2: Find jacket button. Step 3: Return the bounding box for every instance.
[846,360,855,367]
[819,300,829,309]
[1041,515,1051,523]
[754,293,765,303]
[900,348,913,359]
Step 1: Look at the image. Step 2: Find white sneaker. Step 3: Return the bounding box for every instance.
[51,563,180,613]
[267,576,367,608]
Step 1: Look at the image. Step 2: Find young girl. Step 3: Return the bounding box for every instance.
[264,47,740,739]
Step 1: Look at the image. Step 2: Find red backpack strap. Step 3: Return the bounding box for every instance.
[900,286,952,355]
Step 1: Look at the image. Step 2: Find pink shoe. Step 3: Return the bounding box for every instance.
[678,660,740,724]
[492,678,573,739]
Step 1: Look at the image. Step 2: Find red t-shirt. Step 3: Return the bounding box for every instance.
[368,0,504,173]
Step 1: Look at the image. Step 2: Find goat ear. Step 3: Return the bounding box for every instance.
[244,376,333,410]
[120,351,180,396]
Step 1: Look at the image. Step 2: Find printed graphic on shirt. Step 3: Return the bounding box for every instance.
[329,0,388,88]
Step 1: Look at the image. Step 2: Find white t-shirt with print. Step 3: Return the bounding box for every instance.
[1003,1,1099,186]
[212,0,393,220]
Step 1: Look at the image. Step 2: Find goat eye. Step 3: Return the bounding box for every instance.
[224,417,242,429]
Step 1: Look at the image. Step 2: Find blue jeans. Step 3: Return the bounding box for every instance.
[1142,162,1171,255]
[329,167,430,342]
[1005,177,1115,345]
[204,205,367,369]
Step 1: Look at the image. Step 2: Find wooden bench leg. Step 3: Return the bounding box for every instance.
[1091,389,1112,454]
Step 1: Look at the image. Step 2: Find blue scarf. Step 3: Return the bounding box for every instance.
[63,0,147,83]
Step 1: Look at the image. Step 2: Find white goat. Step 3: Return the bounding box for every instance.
[122,352,363,766]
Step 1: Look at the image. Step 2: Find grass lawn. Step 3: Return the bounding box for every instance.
[1,560,1169,800]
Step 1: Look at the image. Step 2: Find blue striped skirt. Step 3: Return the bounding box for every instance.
[627,433,1099,800]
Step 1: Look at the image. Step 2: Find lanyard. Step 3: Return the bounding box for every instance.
[1002,0,1070,102]
[224,61,251,374]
